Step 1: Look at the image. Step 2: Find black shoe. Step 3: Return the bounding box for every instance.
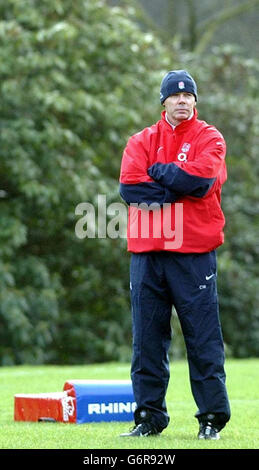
[198,422,220,440]
[120,422,159,437]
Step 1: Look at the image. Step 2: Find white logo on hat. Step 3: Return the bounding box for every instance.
[178,81,185,89]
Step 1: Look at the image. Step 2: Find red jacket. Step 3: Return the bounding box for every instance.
[119,109,227,253]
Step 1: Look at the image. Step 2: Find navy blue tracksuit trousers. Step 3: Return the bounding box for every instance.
[130,251,231,433]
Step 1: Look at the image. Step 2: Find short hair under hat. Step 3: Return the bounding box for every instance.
[160,70,198,104]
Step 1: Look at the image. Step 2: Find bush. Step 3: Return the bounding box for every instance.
[0,0,171,364]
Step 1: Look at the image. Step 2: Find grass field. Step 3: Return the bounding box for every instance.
[0,359,258,450]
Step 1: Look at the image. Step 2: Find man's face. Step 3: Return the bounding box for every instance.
[163,92,196,126]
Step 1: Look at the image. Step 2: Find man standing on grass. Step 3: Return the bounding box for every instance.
[119,70,231,440]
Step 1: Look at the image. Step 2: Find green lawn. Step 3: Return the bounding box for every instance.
[0,359,258,449]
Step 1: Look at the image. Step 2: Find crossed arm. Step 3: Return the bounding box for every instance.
[119,133,226,207]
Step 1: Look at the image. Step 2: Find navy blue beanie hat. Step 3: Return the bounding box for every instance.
[160,70,198,104]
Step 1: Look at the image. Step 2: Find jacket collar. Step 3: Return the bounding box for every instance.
[161,108,198,133]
